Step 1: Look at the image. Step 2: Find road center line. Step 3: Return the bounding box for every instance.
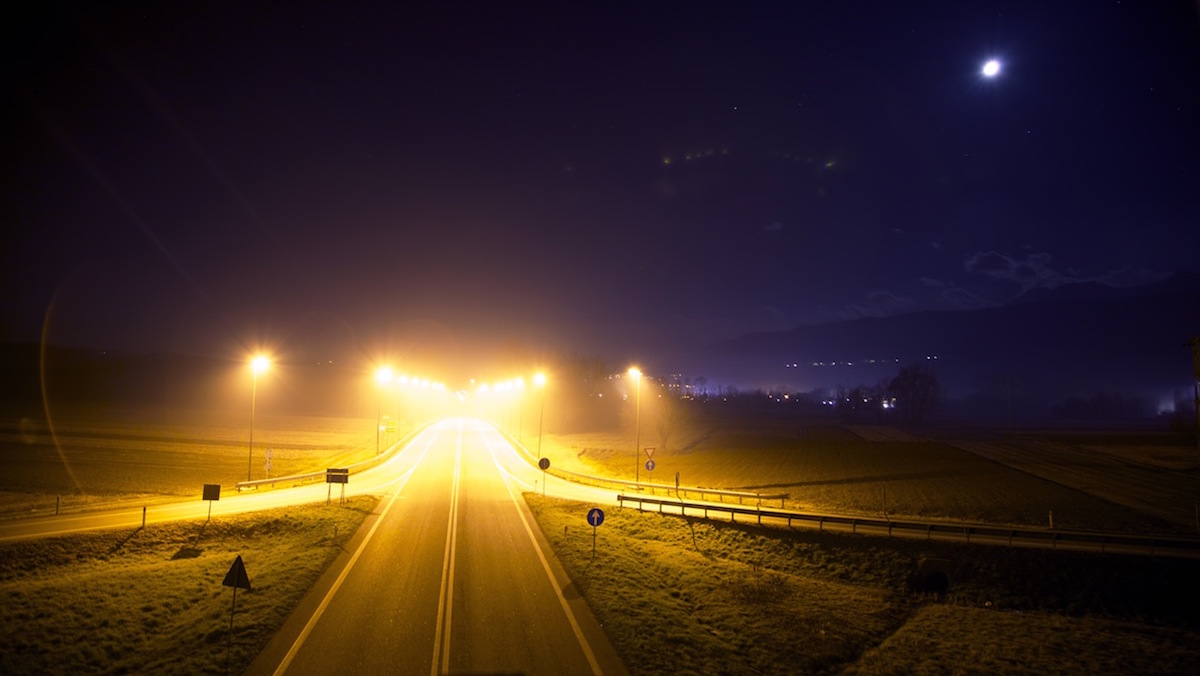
[431,420,464,676]
[480,423,604,676]
[272,431,435,675]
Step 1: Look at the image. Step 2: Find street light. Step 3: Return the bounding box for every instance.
[534,372,547,460]
[248,355,270,482]
[629,366,642,483]
[375,366,394,455]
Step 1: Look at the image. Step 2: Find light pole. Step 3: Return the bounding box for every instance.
[534,372,547,460]
[629,367,642,483]
[375,366,394,455]
[248,355,270,482]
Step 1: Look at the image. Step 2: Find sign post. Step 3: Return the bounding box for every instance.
[265,448,273,478]
[202,484,220,522]
[644,458,656,484]
[222,555,251,671]
[326,468,349,505]
[587,507,605,559]
[538,457,550,497]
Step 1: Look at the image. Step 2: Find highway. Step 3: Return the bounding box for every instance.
[244,418,625,675]
[0,419,627,675]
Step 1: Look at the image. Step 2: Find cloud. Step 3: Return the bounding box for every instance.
[938,286,992,310]
[835,290,917,320]
[1094,267,1170,288]
[919,276,945,288]
[962,250,1074,290]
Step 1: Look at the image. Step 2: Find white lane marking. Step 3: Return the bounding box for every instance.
[478,423,604,676]
[431,420,464,676]
[272,431,436,675]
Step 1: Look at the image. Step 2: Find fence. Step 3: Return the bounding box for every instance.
[617,494,1200,559]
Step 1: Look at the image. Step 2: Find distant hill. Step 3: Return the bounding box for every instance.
[694,272,1200,414]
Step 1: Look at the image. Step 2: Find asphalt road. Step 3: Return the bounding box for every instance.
[248,419,626,675]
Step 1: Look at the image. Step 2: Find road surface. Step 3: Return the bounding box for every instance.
[248,418,626,675]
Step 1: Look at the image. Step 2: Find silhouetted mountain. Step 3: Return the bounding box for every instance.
[696,273,1200,416]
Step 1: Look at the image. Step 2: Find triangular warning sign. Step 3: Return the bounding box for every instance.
[222,555,251,591]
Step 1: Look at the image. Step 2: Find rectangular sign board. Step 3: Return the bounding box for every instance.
[326,468,349,484]
[203,484,221,501]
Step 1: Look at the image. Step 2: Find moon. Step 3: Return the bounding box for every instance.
[982,59,1001,78]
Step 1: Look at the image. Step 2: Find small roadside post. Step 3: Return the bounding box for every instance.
[326,468,349,505]
[587,507,605,559]
[538,457,550,497]
[202,484,220,522]
[265,448,273,479]
[222,555,251,671]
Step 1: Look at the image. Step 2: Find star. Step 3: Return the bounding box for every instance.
[982,59,1001,78]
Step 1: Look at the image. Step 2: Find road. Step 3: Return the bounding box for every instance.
[244,418,625,675]
[0,418,627,675]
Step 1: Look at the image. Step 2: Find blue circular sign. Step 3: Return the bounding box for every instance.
[645,458,656,472]
[587,508,605,527]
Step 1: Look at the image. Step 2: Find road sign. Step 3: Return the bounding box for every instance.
[538,457,550,470]
[587,508,605,559]
[223,555,251,590]
[222,555,250,671]
[644,447,655,459]
[203,483,221,520]
[326,468,349,484]
[645,458,656,472]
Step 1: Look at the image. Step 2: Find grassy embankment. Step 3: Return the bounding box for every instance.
[527,494,1200,674]
[535,419,1194,532]
[0,497,377,674]
[0,403,400,516]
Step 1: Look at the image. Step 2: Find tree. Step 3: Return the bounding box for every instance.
[887,362,940,424]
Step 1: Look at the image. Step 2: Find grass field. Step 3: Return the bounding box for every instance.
[0,497,377,674]
[527,494,1200,675]
[2,404,1197,673]
[0,403,400,517]
[535,418,1198,532]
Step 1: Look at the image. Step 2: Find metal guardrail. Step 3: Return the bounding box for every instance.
[498,429,788,506]
[235,424,430,491]
[617,494,1200,559]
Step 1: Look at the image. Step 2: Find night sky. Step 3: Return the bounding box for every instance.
[4,2,1199,382]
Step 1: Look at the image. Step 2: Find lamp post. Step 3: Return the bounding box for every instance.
[629,367,642,483]
[375,366,394,455]
[534,372,547,460]
[248,355,270,482]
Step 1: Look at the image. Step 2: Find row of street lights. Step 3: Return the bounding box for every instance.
[244,355,449,482]
[244,357,650,486]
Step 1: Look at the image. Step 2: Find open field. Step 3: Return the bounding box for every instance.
[0,403,401,518]
[0,497,377,674]
[2,404,1197,673]
[537,417,1200,533]
[527,495,1200,675]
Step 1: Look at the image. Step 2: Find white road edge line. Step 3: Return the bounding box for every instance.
[431,420,464,676]
[272,433,434,675]
[479,423,605,676]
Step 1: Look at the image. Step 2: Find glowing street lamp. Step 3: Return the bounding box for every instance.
[534,372,547,460]
[248,355,270,482]
[375,366,394,455]
[629,367,642,483]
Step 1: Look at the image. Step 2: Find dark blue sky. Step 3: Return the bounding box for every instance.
[4,1,1199,379]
